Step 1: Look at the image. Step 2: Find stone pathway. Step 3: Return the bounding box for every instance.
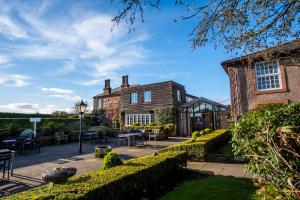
[0,137,187,197]
[187,162,253,178]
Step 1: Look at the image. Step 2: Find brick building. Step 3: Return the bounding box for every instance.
[221,40,300,121]
[93,76,228,135]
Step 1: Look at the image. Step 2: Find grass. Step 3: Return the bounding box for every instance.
[160,176,258,200]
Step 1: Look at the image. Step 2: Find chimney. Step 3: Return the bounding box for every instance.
[121,75,129,88]
[103,79,111,95]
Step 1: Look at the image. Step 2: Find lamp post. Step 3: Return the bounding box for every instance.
[76,99,87,153]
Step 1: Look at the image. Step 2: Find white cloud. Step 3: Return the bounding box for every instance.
[0,4,149,79]
[0,73,31,87]
[0,15,28,39]
[0,102,74,114]
[41,87,81,102]
[42,87,74,95]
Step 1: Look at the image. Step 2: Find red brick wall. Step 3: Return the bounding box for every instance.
[228,55,300,121]
[93,95,120,126]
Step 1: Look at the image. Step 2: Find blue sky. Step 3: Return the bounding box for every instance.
[0,0,234,114]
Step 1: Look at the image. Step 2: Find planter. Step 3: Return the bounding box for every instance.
[95,146,112,158]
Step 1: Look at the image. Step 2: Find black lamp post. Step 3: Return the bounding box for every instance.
[76,99,87,153]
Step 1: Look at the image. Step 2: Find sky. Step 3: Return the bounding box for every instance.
[0,0,234,114]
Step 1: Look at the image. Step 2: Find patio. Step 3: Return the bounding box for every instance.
[0,137,187,197]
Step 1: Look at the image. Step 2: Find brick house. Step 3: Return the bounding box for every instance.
[120,81,187,126]
[221,40,300,121]
[93,75,228,135]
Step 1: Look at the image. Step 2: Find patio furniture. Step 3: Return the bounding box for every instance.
[148,129,160,141]
[0,150,12,180]
[117,132,144,148]
[55,132,68,144]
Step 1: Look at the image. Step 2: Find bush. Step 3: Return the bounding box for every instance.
[5,151,187,200]
[56,123,66,132]
[158,129,228,161]
[232,103,300,199]
[102,152,123,170]
[46,121,56,131]
[191,131,200,141]
[164,123,175,136]
[154,107,175,125]
[203,128,212,134]
[8,123,20,136]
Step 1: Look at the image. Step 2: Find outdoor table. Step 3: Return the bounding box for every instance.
[1,139,16,149]
[117,133,143,148]
[0,149,15,175]
[84,132,97,143]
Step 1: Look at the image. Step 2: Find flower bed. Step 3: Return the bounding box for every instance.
[158,129,228,161]
[4,151,187,200]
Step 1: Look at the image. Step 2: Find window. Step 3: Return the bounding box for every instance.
[177,90,181,102]
[144,91,152,102]
[98,99,102,109]
[255,60,281,91]
[131,92,138,103]
[125,114,155,126]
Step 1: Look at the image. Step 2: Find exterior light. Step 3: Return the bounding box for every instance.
[76,99,88,153]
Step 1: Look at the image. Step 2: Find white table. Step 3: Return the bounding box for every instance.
[117,133,144,148]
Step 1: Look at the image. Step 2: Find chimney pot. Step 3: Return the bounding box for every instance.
[121,75,129,88]
[103,79,111,95]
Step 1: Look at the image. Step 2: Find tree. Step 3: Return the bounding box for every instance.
[52,110,69,118]
[91,109,106,126]
[112,0,299,54]
[154,107,175,125]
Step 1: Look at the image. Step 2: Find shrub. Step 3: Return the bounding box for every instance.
[102,152,123,170]
[154,107,175,125]
[158,129,228,161]
[46,121,56,131]
[8,123,20,136]
[164,123,175,136]
[4,151,187,200]
[232,103,300,199]
[191,131,200,141]
[56,123,66,132]
[203,128,212,134]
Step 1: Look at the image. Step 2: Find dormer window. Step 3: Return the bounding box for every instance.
[255,60,281,91]
[131,92,138,104]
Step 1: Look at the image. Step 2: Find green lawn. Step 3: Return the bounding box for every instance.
[160,176,258,200]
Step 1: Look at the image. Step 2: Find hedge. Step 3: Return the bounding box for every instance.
[4,151,187,200]
[158,129,228,161]
[0,118,82,130]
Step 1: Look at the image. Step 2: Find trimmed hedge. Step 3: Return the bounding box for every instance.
[4,151,187,200]
[158,129,228,161]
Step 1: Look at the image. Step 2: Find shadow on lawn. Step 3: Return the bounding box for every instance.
[159,173,257,200]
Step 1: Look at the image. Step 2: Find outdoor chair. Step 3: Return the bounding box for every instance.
[148,129,160,141]
[55,132,68,144]
[10,138,27,154]
[0,151,11,180]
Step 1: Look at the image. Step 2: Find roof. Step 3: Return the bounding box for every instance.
[221,39,300,73]
[93,80,186,98]
[180,97,228,109]
[93,84,139,98]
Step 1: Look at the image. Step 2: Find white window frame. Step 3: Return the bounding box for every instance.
[177,90,181,102]
[144,91,152,102]
[255,60,282,91]
[98,99,102,109]
[131,92,138,104]
[125,114,155,126]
